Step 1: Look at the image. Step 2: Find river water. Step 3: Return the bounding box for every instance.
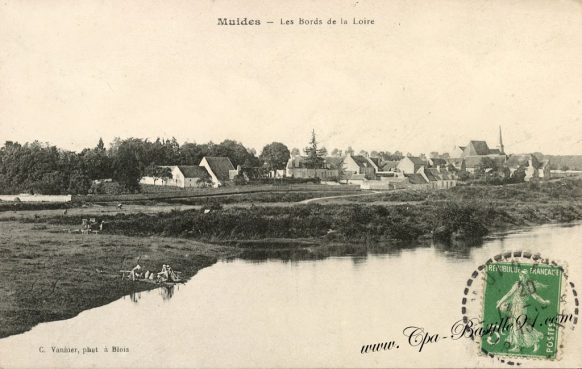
[1,223,581,368]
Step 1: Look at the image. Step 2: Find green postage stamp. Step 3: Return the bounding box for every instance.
[481,262,563,359]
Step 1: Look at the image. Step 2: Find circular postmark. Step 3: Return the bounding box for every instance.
[458,251,578,366]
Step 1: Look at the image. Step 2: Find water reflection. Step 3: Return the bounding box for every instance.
[126,285,179,303]
[159,285,176,301]
[432,237,485,259]
[231,237,463,263]
[128,291,142,303]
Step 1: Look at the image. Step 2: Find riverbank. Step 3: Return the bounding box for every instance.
[0,221,237,339]
[37,197,582,243]
[2,178,582,339]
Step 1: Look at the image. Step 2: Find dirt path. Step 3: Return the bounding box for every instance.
[297,190,385,204]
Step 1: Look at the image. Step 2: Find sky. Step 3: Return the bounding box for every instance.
[1,0,581,156]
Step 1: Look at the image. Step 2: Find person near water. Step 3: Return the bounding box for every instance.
[129,264,142,281]
[157,264,169,281]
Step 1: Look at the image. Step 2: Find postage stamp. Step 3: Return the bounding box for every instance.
[459,251,578,365]
[481,261,563,360]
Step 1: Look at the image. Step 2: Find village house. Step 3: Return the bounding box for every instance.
[462,155,507,174]
[140,165,210,188]
[343,154,378,179]
[361,156,458,190]
[285,156,340,179]
[506,154,550,181]
[417,166,457,189]
[427,157,447,168]
[378,160,399,173]
[396,156,426,174]
[229,165,269,182]
[200,156,236,187]
[446,158,466,172]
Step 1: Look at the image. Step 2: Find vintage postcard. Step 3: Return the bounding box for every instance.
[1,0,581,368]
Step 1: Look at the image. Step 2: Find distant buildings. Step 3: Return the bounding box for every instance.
[142,127,551,190]
[343,155,378,179]
[505,154,551,181]
[448,127,551,180]
[285,156,341,179]
[140,157,234,188]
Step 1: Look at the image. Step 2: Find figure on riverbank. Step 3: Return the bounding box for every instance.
[157,264,169,281]
[129,264,142,281]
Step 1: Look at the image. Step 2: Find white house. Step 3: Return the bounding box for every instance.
[140,165,211,188]
[397,156,426,174]
[200,156,235,187]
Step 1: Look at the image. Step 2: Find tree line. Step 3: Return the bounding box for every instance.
[0,138,291,195]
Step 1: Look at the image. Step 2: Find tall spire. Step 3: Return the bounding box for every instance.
[498,125,505,154]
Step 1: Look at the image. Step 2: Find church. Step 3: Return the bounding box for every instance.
[450,127,508,173]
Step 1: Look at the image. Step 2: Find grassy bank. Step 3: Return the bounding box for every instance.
[0,221,236,339]
[42,198,582,243]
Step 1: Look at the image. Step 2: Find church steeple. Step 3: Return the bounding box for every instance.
[498,126,505,154]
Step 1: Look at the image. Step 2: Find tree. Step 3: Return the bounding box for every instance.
[179,142,206,165]
[303,130,326,169]
[144,165,173,185]
[345,146,354,155]
[112,139,143,192]
[210,139,259,167]
[67,171,92,194]
[96,137,105,151]
[331,148,342,157]
[259,142,290,171]
[290,147,300,156]
[81,147,112,180]
[359,150,368,157]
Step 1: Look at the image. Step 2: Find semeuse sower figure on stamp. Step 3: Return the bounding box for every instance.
[495,270,550,353]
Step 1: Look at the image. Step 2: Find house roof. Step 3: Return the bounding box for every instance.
[379,160,399,171]
[202,157,235,181]
[420,168,439,182]
[324,156,344,170]
[406,156,426,166]
[488,149,502,155]
[465,141,491,156]
[428,158,447,166]
[177,165,210,179]
[367,157,381,167]
[405,173,428,184]
[426,168,446,180]
[350,155,374,168]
